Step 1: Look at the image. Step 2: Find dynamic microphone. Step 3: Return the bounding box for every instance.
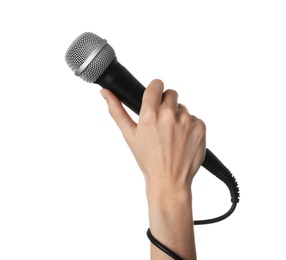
[65,32,239,224]
[65,32,144,114]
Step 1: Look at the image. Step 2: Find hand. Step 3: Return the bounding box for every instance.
[100,79,206,193]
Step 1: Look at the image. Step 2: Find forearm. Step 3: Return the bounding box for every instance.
[147,185,196,260]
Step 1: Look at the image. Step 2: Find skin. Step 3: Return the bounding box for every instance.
[100,79,206,260]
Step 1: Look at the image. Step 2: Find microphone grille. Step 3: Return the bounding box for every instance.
[65,32,116,83]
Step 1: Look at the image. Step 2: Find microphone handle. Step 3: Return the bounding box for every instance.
[96,58,145,115]
[96,58,239,206]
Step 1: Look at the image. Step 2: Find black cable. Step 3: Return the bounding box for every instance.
[146,149,240,259]
[194,201,237,225]
[147,228,183,260]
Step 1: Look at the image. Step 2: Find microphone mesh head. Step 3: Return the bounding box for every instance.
[65,32,116,83]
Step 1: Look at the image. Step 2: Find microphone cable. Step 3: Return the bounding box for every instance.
[146,149,240,259]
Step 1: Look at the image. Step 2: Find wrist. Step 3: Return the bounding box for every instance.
[146,185,196,259]
[145,178,192,205]
[145,180,193,225]
[147,185,191,208]
[147,187,192,222]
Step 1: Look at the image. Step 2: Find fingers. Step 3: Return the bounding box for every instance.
[162,89,178,108]
[100,88,136,142]
[178,103,189,113]
[100,79,192,143]
[140,79,164,115]
[141,79,192,119]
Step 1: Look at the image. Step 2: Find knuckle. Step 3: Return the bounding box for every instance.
[150,79,164,88]
[164,89,178,97]
[148,79,164,93]
[140,108,158,123]
[194,119,207,135]
[178,103,189,112]
[179,113,206,134]
[160,106,177,121]
[163,89,178,102]
[178,111,193,125]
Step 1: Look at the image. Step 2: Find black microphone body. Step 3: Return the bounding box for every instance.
[96,58,145,115]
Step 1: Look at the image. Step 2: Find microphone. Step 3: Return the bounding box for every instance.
[65,32,145,115]
[65,32,239,224]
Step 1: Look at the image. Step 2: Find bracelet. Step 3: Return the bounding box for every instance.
[146,228,183,260]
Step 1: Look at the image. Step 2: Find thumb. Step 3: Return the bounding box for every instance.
[100,88,137,142]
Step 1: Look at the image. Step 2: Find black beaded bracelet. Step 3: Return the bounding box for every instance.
[146,228,183,260]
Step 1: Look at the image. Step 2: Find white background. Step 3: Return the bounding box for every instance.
[0,0,285,259]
